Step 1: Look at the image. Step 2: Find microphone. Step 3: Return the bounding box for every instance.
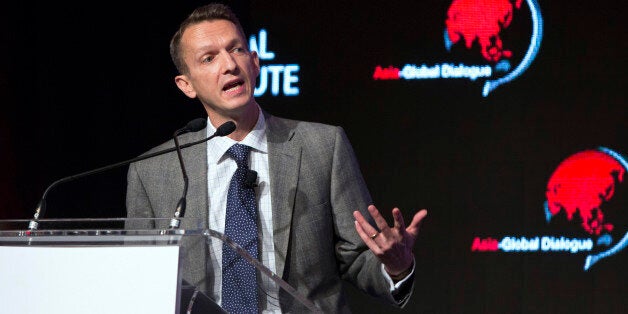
[244,170,258,188]
[214,120,237,137]
[28,119,236,231]
[180,118,208,134]
[169,118,207,229]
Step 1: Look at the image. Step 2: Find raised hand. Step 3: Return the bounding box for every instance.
[354,205,428,277]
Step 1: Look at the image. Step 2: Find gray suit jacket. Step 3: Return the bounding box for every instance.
[126,111,412,313]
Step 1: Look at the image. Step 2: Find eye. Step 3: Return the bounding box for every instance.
[232,47,247,54]
[202,55,215,63]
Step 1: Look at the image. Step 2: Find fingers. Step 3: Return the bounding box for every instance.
[355,206,427,268]
[353,214,383,255]
[353,210,378,238]
[360,205,411,234]
[392,207,405,230]
[367,205,390,232]
[406,209,428,237]
[355,206,427,241]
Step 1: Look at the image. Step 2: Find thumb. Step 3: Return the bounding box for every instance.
[406,209,428,238]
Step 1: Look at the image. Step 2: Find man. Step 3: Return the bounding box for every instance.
[126,3,428,313]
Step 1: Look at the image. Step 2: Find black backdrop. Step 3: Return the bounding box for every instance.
[1,1,627,313]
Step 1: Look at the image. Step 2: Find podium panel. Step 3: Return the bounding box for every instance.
[0,218,321,313]
[0,218,212,314]
[1,245,180,314]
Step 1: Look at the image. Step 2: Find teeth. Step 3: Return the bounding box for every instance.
[225,84,239,92]
[224,82,241,92]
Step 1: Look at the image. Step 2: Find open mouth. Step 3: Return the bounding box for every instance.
[223,80,244,93]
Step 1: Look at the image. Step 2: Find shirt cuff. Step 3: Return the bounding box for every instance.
[380,259,415,293]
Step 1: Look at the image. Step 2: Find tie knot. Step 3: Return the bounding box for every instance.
[227,143,251,168]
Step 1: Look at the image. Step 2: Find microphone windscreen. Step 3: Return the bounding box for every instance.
[216,121,236,137]
[244,170,258,188]
[186,118,208,132]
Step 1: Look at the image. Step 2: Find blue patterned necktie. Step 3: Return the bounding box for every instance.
[222,143,259,314]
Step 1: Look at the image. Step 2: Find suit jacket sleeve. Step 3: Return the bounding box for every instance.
[330,126,413,307]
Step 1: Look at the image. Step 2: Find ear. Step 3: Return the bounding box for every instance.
[175,75,197,99]
[251,50,260,77]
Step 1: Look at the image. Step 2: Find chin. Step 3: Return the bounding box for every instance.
[219,100,253,114]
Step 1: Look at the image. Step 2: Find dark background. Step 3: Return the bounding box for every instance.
[1,1,627,313]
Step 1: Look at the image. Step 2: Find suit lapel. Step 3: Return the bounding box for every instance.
[180,129,209,229]
[265,112,300,278]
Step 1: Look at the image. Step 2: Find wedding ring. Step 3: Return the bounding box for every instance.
[369,232,379,239]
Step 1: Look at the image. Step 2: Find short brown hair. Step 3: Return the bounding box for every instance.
[169,3,246,75]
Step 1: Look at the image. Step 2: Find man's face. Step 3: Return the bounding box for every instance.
[175,20,260,118]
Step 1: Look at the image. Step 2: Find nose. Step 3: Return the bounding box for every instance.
[219,50,237,74]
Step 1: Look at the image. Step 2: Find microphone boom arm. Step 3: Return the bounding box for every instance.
[29,121,235,230]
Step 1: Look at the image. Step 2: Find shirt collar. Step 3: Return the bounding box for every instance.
[206,107,268,165]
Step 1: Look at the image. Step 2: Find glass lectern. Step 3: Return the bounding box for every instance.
[0,218,321,314]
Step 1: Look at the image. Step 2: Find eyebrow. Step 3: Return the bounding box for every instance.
[201,37,244,51]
